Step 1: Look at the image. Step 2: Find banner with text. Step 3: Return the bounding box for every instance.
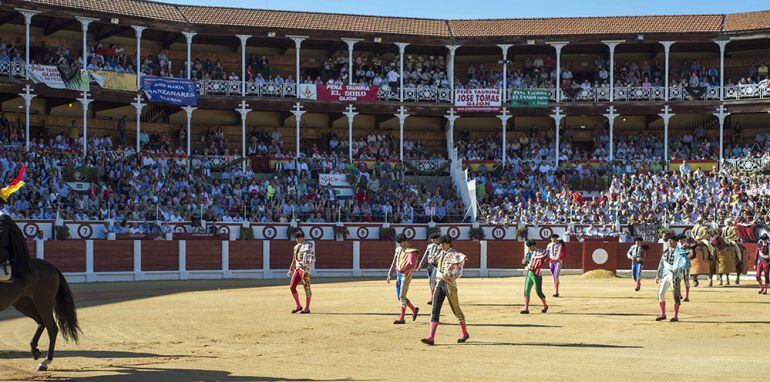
[141,76,197,106]
[29,65,89,91]
[89,70,137,92]
[299,84,379,102]
[510,89,549,108]
[454,89,501,113]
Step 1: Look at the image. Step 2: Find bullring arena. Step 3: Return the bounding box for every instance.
[1,0,770,380]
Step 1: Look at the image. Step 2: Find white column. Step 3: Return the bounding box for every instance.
[660,41,675,102]
[236,100,251,169]
[179,240,188,280]
[287,36,307,97]
[77,90,92,158]
[352,241,361,277]
[603,105,619,161]
[342,38,362,86]
[444,108,459,150]
[548,42,568,102]
[496,108,512,167]
[659,105,674,165]
[221,240,231,278]
[133,240,143,280]
[343,104,358,162]
[549,106,564,166]
[290,102,306,159]
[498,44,512,103]
[237,35,251,96]
[713,104,729,166]
[85,240,95,282]
[602,40,623,102]
[395,106,410,161]
[446,45,459,103]
[396,43,409,102]
[715,39,730,102]
[131,25,146,90]
[262,240,271,279]
[130,94,145,152]
[182,105,197,156]
[18,85,36,151]
[75,17,98,70]
[16,9,39,80]
[182,32,196,80]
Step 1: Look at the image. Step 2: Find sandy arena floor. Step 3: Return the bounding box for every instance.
[0,274,767,381]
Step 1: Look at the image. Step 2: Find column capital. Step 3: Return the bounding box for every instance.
[15,9,40,24]
[342,103,358,120]
[497,44,513,59]
[182,31,197,43]
[603,105,619,121]
[712,104,730,121]
[287,35,308,48]
[658,104,675,122]
[547,41,569,53]
[395,105,410,121]
[131,95,145,111]
[601,40,624,52]
[235,100,252,119]
[18,84,36,104]
[659,41,676,51]
[445,44,460,55]
[236,34,251,45]
[342,38,363,50]
[496,107,512,123]
[75,16,99,31]
[290,102,306,118]
[395,42,410,53]
[714,39,730,50]
[131,25,147,38]
[182,105,198,116]
[444,108,460,123]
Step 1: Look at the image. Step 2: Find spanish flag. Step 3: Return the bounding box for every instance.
[0,164,26,203]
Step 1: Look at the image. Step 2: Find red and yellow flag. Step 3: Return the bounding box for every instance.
[0,164,26,202]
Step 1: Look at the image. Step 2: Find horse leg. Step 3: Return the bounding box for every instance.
[13,299,44,360]
[36,305,58,371]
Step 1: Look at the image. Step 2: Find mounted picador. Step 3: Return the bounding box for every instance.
[0,164,30,283]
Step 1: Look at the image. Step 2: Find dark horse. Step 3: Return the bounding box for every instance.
[0,258,80,371]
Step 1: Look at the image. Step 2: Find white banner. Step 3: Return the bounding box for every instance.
[455,89,501,113]
[298,84,318,100]
[318,173,349,187]
[29,65,89,91]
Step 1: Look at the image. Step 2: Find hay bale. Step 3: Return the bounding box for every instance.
[582,269,618,279]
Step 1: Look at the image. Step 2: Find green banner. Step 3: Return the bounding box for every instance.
[510,89,549,108]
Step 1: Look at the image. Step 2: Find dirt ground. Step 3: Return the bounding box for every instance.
[0,274,767,381]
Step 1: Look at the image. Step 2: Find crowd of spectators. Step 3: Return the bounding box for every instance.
[476,161,770,228]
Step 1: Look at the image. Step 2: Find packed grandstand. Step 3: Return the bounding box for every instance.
[0,0,769,240]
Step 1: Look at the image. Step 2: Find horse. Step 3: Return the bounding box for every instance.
[689,241,716,287]
[711,235,747,286]
[0,258,80,371]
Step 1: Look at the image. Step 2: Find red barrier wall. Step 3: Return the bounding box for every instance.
[269,241,295,270]
[487,241,524,268]
[94,240,133,272]
[26,240,35,257]
[44,241,85,273]
[360,241,395,269]
[229,240,263,270]
[141,241,178,271]
[186,240,222,271]
[315,241,353,269]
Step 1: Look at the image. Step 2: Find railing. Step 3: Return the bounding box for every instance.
[0,61,25,79]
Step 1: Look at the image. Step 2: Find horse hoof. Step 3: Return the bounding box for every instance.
[32,349,40,360]
[36,365,47,372]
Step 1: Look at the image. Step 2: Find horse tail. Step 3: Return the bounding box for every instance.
[54,268,81,343]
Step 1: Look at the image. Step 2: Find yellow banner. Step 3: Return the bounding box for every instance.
[89,70,137,92]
